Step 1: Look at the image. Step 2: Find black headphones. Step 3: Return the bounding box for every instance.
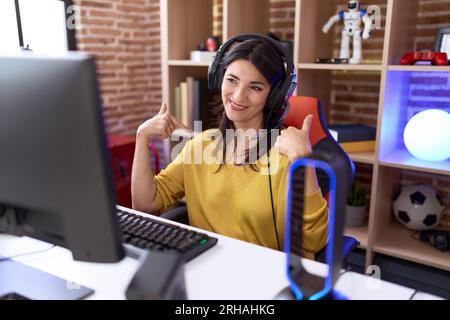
[208,33,297,129]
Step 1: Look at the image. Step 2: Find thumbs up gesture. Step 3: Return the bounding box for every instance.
[274,114,313,163]
[137,102,191,140]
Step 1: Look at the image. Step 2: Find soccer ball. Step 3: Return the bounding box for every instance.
[393,184,444,231]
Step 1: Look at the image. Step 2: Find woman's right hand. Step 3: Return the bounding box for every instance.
[137,102,191,140]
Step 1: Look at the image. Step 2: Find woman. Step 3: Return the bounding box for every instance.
[131,36,328,259]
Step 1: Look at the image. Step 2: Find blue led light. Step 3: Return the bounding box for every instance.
[403,109,450,162]
[285,158,336,300]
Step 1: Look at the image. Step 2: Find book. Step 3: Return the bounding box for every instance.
[173,85,181,121]
[179,81,188,127]
[178,78,215,132]
[328,124,376,143]
[193,80,200,130]
[339,140,375,153]
[186,77,195,129]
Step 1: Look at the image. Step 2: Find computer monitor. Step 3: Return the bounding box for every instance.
[0,52,124,263]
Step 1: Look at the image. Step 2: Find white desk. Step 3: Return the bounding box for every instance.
[0,207,444,300]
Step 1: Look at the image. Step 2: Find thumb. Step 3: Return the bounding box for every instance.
[158,102,168,115]
[302,114,313,134]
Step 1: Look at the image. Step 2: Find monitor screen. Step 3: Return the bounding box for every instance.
[19,0,72,53]
[0,52,124,263]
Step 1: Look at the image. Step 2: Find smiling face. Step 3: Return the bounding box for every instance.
[221,59,271,131]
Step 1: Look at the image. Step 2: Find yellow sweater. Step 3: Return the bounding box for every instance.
[153,130,328,259]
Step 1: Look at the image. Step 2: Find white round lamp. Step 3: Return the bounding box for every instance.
[403,109,450,162]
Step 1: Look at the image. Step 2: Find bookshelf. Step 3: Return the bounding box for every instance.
[345,225,369,249]
[160,0,450,272]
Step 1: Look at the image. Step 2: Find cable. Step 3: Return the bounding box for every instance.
[14,0,24,48]
[409,289,419,300]
[0,244,56,263]
[267,148,281,251]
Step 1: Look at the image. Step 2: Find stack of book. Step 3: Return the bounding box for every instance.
[327,124,377,153]
[173,77,214,132]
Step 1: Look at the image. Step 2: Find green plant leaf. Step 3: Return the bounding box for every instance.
[347,182,368,206]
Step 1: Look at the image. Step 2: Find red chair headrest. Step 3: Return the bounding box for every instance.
[283,96,328,147]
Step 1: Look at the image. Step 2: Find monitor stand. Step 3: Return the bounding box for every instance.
[0,258,94,300]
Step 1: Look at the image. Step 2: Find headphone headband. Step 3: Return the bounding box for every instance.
[208,33,297,129]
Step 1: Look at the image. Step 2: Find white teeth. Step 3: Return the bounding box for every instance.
[230,101,247,110]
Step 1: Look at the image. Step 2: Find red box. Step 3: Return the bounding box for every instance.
[107,134,136,208]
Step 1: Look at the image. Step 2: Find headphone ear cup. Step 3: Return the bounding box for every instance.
[215,64,225,92]
[265,82,282,127]
[208,51,225,93]
[266,76,296,128]
[208,67,216,92]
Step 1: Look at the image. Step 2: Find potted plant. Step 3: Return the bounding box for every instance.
[345,182,368,227]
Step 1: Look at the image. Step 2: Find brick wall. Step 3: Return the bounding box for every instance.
[411,0,450,125]
[73,0,165,168]
[73,0,162,137]
[269,0,296,41]
[212,0,297,41]
[416,0,450,50]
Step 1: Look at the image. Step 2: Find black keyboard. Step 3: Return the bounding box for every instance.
[117,209,218,261]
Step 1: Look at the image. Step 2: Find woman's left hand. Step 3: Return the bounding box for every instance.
[274,114,313,163]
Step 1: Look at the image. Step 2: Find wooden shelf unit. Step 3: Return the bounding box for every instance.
[160,0,450,272]
[298,63,383,71]
[388,65,450,72]
[349,152,376,165]
[168,60,211,67]
[379,150,450,177]
[345,225,369,249]
[374,222,450,271]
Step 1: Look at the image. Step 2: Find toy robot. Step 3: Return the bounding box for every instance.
[322,0,373,64]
